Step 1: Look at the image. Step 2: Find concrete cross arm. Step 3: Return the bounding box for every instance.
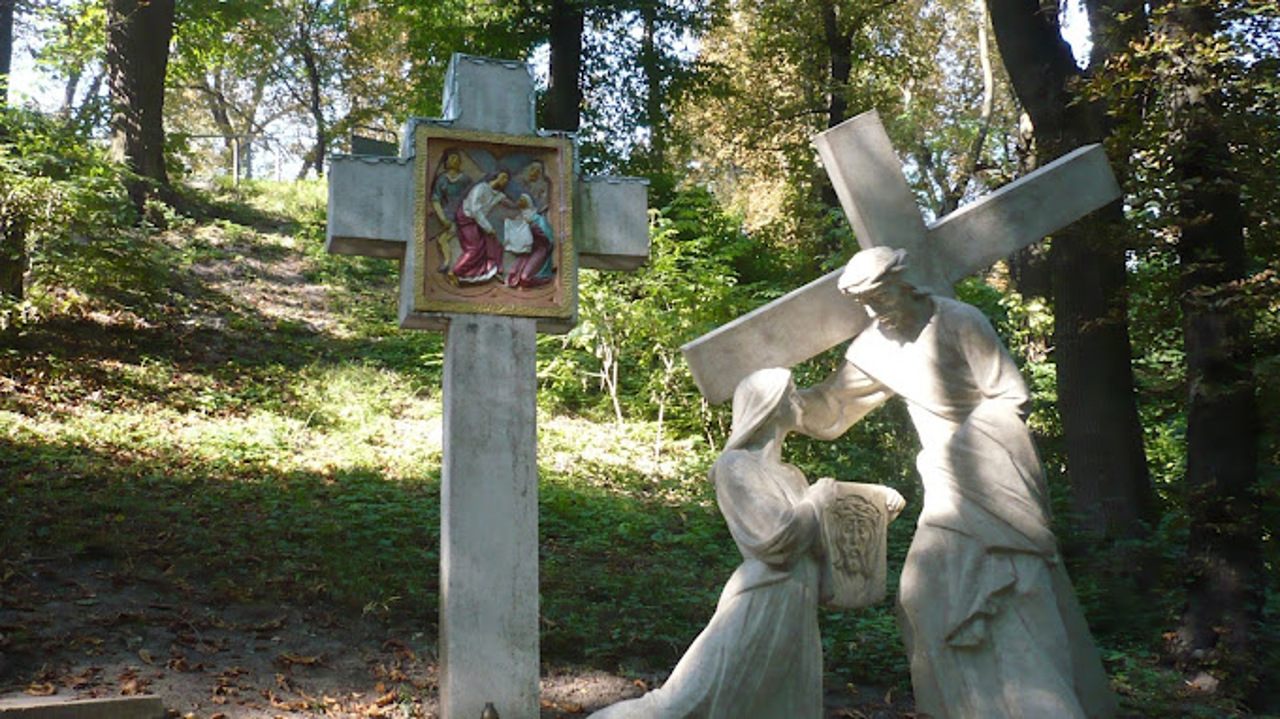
[577,176,650,271]
[326,157,649,271]
[326,154,415,260]
[925,144,1121,287]
[682,111,1122,404]
[680,271,873,402]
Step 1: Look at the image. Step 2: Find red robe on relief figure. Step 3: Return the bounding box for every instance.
[450,171,513,284]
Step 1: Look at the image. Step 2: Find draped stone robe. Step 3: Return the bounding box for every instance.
[802,296,1117,719]
[588,449,827,719]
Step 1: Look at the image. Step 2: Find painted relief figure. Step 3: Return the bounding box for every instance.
[415,128,573,320]
[505,194,555,289]
[430,149,472,273]
[450,170,516,284]
[517,160,551,212]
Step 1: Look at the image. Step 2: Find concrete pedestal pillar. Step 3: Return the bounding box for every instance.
[440,315,539,719]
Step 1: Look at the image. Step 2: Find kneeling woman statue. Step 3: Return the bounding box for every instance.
[589,367,904,719]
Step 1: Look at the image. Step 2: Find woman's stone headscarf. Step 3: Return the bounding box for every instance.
[723,367,792,451]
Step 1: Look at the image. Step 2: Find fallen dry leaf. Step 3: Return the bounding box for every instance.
[277,652,322,667]
[25,682,56,697]
[65,666,100,688]
[250,616,287,632]
[265,689,307,711]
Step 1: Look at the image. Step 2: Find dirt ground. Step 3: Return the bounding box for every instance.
[0,556,916,718]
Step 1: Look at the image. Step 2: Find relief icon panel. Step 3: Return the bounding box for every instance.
[413,127,575,321]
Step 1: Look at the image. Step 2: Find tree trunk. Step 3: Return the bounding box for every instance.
[1,0,24,303]
[0,214,26,301]
[61,66,83,117]
[821,0,851,131]
[639,2,665,170]
[1,0,13,106]
[106,0,175,209]
[300,24,326,179]
[817,0,853,255]
[1156,1,1262,700]
[985,0,1155,572]
[544,0,583,133]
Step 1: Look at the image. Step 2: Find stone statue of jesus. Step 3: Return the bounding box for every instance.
[800,246,1118,719]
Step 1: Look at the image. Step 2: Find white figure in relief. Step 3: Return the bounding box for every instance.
[450,170,515,284]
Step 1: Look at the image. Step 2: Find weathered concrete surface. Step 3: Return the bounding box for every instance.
[441,54,537,136]
[0,694,164,719]
[439,314,541,719]
[577,177,650,271]
[325,155,414,259]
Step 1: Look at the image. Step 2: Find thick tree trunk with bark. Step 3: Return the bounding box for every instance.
[985,0,1154,553]
[544,0,583,133]
[106,0,175,209]
[1156,1,1262,700]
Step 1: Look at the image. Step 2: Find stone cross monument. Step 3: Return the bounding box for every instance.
[325,54,649,719]
[681,109,1122,403]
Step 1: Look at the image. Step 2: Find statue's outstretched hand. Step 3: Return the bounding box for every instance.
[809,476,838,506]
[884,487,906,521]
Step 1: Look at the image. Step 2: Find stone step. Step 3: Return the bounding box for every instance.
[0,694,164,719]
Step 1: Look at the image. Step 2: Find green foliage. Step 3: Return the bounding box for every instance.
[24,0,108,128]
[0,109,137,329]
[576,0,722,175]
[1102,643,1250,717]
[538,417,733,668]
[542,186,759,441]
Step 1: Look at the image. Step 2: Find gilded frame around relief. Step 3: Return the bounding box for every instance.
[413,127,575,320]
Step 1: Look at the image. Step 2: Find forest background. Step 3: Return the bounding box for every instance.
[1,0,1279,716]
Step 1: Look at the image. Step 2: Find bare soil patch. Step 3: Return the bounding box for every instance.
[0,556,916,718]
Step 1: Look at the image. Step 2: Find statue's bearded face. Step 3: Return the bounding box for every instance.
[858,277,913,330]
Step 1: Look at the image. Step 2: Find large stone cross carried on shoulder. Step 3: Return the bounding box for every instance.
[325,54,649,719]
[681,110,1122,403]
